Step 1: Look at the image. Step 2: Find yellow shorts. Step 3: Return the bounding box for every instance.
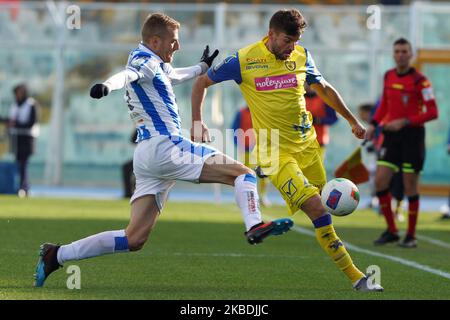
[264,140,327,215]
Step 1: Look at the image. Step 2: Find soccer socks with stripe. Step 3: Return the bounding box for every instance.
[234,173,262,231]
[407,195,419,238]
[57,230,129,265]
[313,214,365,283]
[377,189,398,233]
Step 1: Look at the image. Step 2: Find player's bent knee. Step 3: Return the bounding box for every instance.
[128,236,148,251]
[127,231,151,251]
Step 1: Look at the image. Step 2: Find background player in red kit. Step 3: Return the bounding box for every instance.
[367,38,438,248]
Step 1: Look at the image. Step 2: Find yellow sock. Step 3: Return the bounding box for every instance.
[314,216,365,283]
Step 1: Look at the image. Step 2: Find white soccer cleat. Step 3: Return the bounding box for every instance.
[353,275,384,292]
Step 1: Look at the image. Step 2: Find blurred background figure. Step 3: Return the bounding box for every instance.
[231,105,271,207]
[304,83,338,162]
[441,128,450,220]
[358,103,379,208]
[122,130,137,199]
[359,102,405,221]
[8,83,39,197]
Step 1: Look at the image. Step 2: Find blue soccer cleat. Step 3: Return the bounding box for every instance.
[34,243,62,287]
[245,218,294,245]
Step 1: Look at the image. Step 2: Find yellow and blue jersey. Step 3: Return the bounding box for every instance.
[208,36,323,156]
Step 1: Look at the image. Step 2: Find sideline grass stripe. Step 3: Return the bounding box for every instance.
[269,217,450,281]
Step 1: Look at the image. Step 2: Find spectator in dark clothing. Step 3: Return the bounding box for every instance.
[8,84,38,196]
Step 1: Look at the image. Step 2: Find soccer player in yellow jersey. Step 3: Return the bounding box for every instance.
[191,9,383,292]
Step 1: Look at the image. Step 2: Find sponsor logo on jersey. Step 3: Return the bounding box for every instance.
[392,83,404,90]
[131,57,148,70]
[245,64,269,70]
[246,57,267,64]
[284,60,296,71]
[254,74,297,91]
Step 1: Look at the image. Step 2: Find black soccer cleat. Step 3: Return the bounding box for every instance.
[373,230,400,246]
[34,243,62,287]
[245,218,293,245]
[398,235,418,248]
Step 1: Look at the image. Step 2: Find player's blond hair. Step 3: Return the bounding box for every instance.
[141,13,180,42]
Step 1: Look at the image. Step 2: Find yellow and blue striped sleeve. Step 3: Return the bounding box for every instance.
[305,49,323,85]
[207,53,242,84]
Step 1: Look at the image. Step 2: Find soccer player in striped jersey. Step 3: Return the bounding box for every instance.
[34,13,293,288]
[192,9,383,292]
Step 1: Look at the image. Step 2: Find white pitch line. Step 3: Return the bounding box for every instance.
[272,218,450,281]
[416,235,450,250]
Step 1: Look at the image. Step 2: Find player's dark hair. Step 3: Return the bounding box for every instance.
[141,13,180,42]
[269,9,307,37]
[394,38,411,47]
[13,83,27,95]
[358,103,373,112]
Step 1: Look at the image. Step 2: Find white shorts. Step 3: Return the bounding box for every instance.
[130,135,219,209]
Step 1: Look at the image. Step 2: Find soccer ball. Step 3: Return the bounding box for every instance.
[321,178,360,216]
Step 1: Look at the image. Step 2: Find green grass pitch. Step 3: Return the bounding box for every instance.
[1,195,449,300]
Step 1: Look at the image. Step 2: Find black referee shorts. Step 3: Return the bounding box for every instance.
[377,127,425,173]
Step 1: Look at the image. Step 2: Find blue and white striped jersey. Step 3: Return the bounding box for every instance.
[123,43,203,142]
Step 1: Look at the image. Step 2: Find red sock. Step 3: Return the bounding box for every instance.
[407,195,420,238]
[377,190,398,233]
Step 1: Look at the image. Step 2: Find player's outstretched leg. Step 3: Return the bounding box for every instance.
[34,243,62,287]
[234,173,293,244]
[199,156,293,245]
[34,195,159,287]
[302,195,384,292]
[34,229,130,287]
[245,218,294,245]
